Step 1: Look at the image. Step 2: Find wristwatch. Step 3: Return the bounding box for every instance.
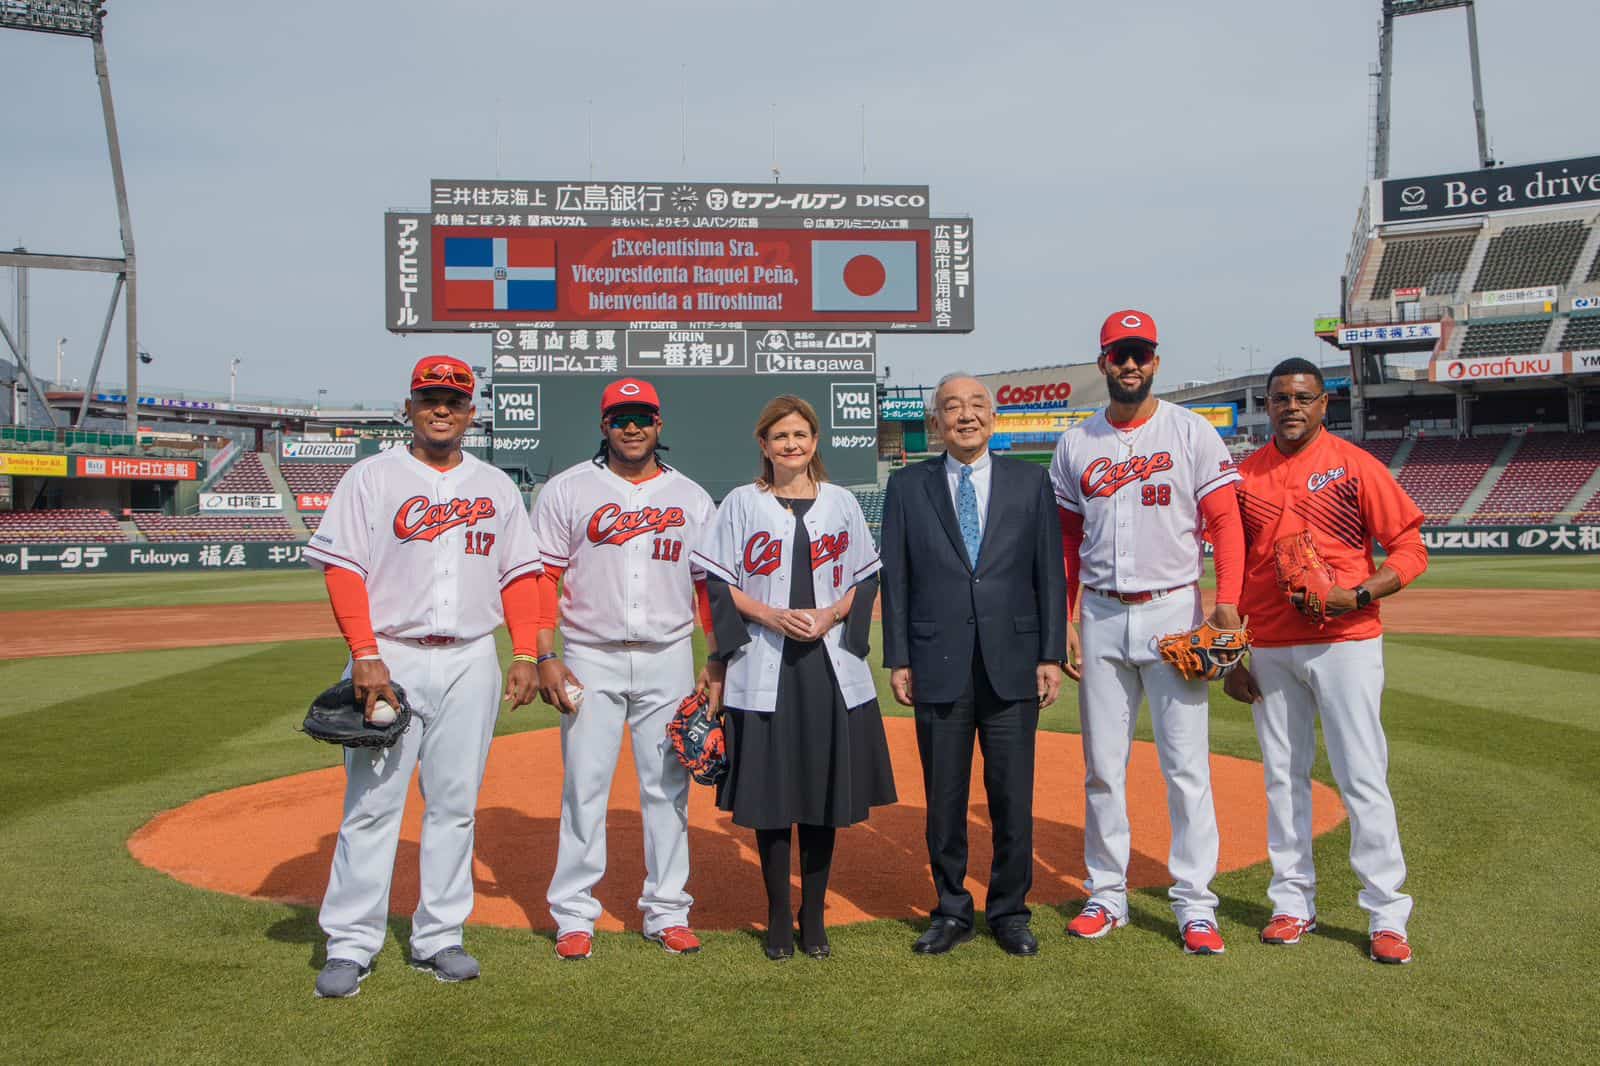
[1354,586,1372,609]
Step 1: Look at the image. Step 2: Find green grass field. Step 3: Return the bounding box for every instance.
[2,564,1597,1064]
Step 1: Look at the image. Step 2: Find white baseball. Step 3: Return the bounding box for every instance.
[564,682,585,711]
[369,699,398,726]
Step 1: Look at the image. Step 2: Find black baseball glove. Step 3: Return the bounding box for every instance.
[301,679,413,749]
[666,688,727,787]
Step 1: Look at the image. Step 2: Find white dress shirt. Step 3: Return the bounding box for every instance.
[944,449,992,536]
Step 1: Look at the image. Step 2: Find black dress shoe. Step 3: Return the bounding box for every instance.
[804,941,831,960]
[764,944,794,962]
[913,919,975,955]
[993,923,1039,957]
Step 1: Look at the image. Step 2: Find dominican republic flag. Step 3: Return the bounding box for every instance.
[443,237,556,312]
[811,239,919,312]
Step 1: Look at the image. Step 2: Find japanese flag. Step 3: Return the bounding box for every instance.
[811,240,919,312]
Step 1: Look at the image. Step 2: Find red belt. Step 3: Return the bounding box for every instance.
[1085,584,1190,605]
[416,635,457,646]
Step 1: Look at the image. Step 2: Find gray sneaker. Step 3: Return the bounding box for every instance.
[409,946,481,983]
[314,958,372,998]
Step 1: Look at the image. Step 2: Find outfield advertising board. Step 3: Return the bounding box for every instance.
[1415,524,1600,554]
[200,493,282,512]
[0,541,309,573]
[1380,153,1600,222]
[0,452,68,477]
[75,456,198,480]
[280,439,358,461]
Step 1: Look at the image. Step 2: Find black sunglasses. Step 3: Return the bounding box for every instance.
[1103,344,1157,368]
[607,412,656,430]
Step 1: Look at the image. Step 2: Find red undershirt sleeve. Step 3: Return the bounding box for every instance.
[1198,488,1244,607]
[500,573,542,657]
[1059,506,1084,620]
[695,577,713,635]
[323,565,379,659]
[536,565,565,632]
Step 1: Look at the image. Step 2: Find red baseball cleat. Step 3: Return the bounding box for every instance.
[1067,902,1128,939]
[555,931,592,961]
[1261,915,1317,945]
[1181,919,1226,955]
[1369,930,1413,965]
[644,926,702,955]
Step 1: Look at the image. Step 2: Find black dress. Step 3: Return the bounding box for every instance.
[709,498,897,830]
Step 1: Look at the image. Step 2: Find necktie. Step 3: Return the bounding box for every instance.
[957,464,982,566]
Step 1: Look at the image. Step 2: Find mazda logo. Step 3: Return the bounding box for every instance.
[1400,186,1426,206]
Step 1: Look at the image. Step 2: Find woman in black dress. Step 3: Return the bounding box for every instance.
[694,395,896,960]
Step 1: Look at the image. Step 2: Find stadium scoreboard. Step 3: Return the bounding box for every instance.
[386,177,975,494]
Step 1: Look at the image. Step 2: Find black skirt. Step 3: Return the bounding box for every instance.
[717,642,897,830]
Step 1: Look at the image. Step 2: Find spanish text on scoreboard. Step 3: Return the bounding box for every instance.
[384,178,975,497]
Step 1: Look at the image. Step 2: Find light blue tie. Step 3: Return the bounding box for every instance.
[957,464,982,566]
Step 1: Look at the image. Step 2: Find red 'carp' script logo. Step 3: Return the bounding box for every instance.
[743,531,784,576]
[586,503,687,546]
[810,530,849,569]
[394,496,497,543]
[1080,452,1175,499]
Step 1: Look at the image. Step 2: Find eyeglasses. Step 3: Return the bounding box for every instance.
[1103,345,1156,368]
[607,412,656,430]
[416,363,474,390]
[1267,391,1326,408]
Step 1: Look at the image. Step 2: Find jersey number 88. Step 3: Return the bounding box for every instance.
[1141,484,1172,507]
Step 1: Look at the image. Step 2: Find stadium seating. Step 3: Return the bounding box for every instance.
[1573,487,1600,522]
[132,514,296,542]
[1455,319,1553,358]
[1471,220,1590,292]
[1467,435,1600,525]
[213,451,274,492]
[1393,436,1506,524]
[302,514,322,533]
[281,462,353,494]
[0,508,127,544]
[1559,314,1600,350]
[1590,248,1600,284]
[1356,438,1403,467]
[1368,232,1477,299]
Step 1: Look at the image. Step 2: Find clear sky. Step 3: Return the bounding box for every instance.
[2,0,1596,406]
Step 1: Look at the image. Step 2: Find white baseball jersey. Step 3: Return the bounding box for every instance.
[1050,399,1239,593]
[530,460,716,646]
[304,446,542,640]
[691,482,880,714]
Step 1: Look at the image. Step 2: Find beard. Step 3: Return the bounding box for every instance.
[1106,373,1153,405]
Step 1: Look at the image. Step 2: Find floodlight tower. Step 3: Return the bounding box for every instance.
[1372,0,1494,180]
[0,1,140,432]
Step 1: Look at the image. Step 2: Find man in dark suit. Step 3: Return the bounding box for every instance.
[881,373,1068,957]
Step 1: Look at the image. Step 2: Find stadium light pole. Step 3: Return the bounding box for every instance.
[230,357,242,403]
[1372,1,1494,179]
[56,337,67,384]
[0,1,139,432]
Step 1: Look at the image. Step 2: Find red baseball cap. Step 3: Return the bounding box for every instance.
[1100,309,1159,351]
[600,378,660,414]
[410,355,476,396]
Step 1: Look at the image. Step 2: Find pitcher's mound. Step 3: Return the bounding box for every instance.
[130,718,1344,931]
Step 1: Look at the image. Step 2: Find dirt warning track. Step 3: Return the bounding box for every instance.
[4,588,1595,661]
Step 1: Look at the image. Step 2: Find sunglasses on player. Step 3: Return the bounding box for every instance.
[607,412,657,430]
[416,363,475,390]
[1103,344,1157,368]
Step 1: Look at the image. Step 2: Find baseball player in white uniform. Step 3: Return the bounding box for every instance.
[531,378,718,961]
[1050,310,1247,956]
[305,355,543,998]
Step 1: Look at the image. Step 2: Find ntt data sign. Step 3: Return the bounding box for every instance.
[1430,353,1560,383]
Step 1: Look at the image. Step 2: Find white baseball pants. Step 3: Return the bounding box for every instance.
[547,638,694,937]
[1078,584,1221,925]
[320,633,502,966]
[1249,637,1412,935]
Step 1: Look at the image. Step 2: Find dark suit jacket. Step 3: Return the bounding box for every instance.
[880,453,1067,704]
